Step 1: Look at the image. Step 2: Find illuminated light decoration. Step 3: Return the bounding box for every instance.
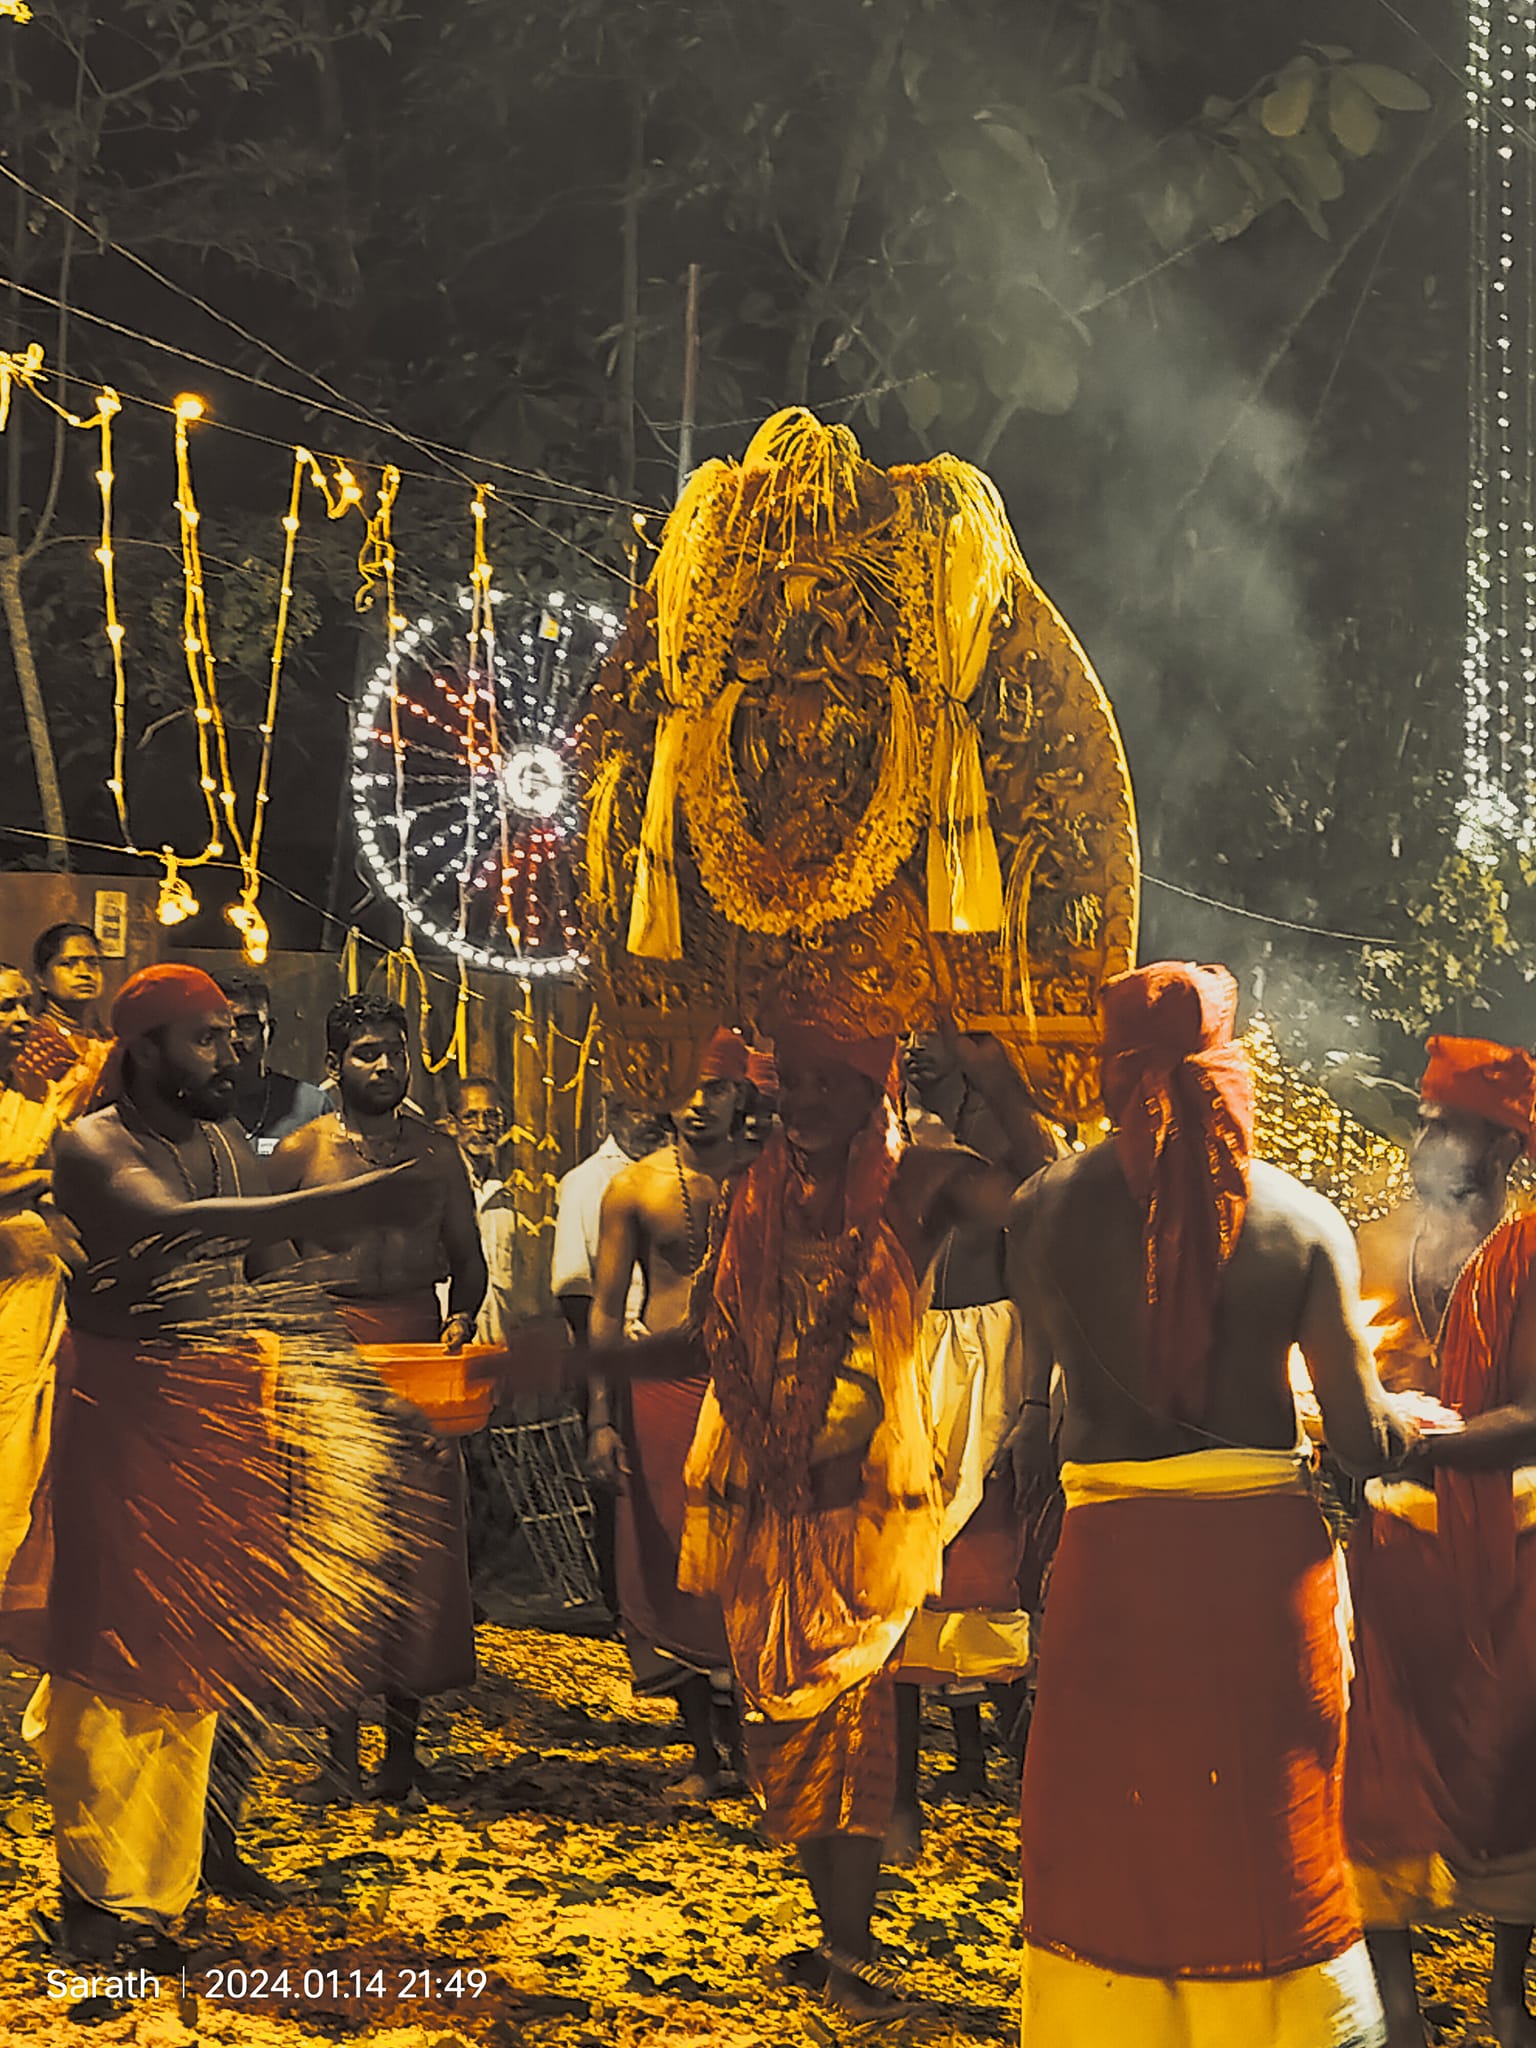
[225,445,308,966]
[169,394,245,897]
[1244,1017,1412,1226]
[155,853,200,928]
[350,591,618,977]
[504,744,566,819]
[0,3,33,26]
[1461,2,1536,855]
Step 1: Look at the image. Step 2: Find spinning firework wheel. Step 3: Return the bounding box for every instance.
[351,594,620,976]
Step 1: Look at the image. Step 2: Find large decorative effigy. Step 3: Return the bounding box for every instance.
[578,410,1139,1121]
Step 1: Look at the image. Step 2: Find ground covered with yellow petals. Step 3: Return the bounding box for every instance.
[0,1626,1513,2047]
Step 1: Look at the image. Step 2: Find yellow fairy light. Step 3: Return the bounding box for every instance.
[155,853,200,927]
[222,446,309,965]
[0,3,36,25]
[89,388,141,855]
[171,397,242,871]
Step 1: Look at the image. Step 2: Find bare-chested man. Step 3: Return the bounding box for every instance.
[588,1028,748,1795]
[4,965,407,1957]
[1346,1035,1536,2048]
[890,1021,1059,1858]
[1007,962,1404,2047]
[269,992,487,1802]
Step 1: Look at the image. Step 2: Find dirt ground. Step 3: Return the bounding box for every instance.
[0,1623,1512,2048]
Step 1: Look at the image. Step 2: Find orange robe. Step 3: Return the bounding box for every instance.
[1347,1212,1536,1923]
[680,1229,942,1841]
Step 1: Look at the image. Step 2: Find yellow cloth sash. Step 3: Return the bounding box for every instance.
[1365,1466,1536,1536]
[1061,1442,1313,1510]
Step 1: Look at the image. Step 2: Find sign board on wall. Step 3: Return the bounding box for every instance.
[94,890,128,959]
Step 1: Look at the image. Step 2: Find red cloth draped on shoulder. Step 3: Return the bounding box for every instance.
[1436,1214,1536,1657]
[702,1115,906,1515]
[1346,1215,1536,1878]
[1099,963,1254,1425]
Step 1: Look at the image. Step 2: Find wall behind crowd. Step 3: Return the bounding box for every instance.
[173,948,599,1325]
[0,874,596,1327]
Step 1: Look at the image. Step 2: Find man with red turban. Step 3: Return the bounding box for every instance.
[587,1027,751,1797]
[675,1005,1057,2013]
[0,965,411,1957]
[1348,1034,1536,2048]
[1007,962,1406,2047]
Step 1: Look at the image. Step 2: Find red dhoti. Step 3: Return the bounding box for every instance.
[334,1294,476,1698]
[1347,1215,1536,1925]
[1020,1448,1382,2048]
[28,1329,294,1713]
[1346,1476,1536,1923]
[616,1374,728,1688]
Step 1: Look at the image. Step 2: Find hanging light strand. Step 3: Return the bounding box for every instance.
[226,446,308,965]
[1461,1,1536,856]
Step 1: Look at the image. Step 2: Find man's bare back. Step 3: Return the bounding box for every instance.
[268,1112,457,1300]
[1008,1145,1398,1476]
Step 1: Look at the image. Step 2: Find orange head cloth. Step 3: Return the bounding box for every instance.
[696,1027,749,1086]
[93,963,231,1109]
[746,1047,779,1096]
[1421,1035,1536,1159]
[771,1021,899,1100]
[1099,963,1254,1425]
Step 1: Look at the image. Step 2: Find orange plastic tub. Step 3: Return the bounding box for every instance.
[358,1343,503,1437]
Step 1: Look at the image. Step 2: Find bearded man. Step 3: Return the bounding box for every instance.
[3,965,405,1956]
[1347,1036,1536,2048]
[1008,963,1405,2048]
[269,992,486,1801]
[676,1008,1056,2014]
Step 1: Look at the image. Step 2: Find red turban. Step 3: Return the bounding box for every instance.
[1421,1035,1536,1159]
[1099,963,1254,1425]
[746,1048,779,1096]
[697,1027,749,1085]
[94,964,231,1107]
[771,1021,899,1100]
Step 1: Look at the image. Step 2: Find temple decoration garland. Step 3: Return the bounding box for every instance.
[579,407,1139,1117]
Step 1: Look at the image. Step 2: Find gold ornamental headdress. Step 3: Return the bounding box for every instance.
[580,409,1138,1118]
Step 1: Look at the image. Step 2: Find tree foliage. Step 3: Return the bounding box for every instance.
[0,0,1490,1084]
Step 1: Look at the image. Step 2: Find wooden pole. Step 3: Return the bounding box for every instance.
[675,261,701,503]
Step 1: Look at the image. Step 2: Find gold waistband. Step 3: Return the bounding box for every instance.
[1061,1443,1312,1510]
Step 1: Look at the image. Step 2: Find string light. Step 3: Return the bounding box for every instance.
[226,446,308,965]
[1461,1,1536,856]
[171,393,243,891]
[348,595,605,978]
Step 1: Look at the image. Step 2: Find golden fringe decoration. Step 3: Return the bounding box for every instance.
[652,459,734,709]
[923,459,1021,934]
[584,752,627,922]
[684,675,920,936]
[627,708,691,959]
